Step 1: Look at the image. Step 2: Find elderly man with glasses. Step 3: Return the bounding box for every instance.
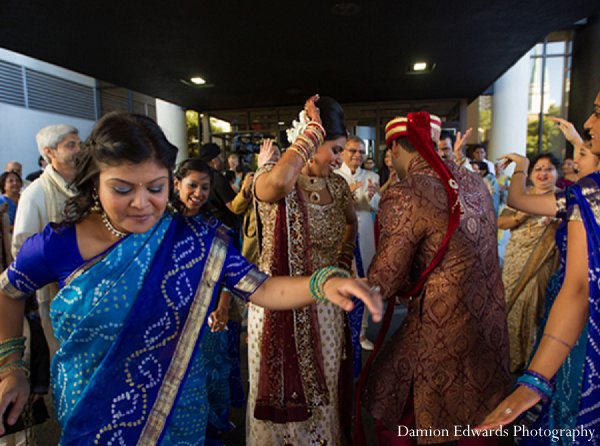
[335,135,380,352]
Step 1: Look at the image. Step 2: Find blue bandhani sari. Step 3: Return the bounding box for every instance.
[520,173,600,445]
[49,214,266,445]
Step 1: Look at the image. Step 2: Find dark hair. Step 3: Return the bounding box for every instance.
[317,96,347,141]
[475,161,489,175]
[174,158,212,182]
[395,137,417,153]
[0,171,22,194]
[173,158,212,213]
[529,153,560,175]
[439,130,455,144]
[63,112,178,224]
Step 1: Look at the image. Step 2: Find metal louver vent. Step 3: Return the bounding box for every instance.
[0,60,25,107]
[26,69,95,120]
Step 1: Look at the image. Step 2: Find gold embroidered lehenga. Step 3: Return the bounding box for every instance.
[247,167,353,445]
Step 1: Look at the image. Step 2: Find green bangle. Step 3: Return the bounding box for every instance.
[0,359,29,378]
[0,336,26,349]
[309,266,351,303]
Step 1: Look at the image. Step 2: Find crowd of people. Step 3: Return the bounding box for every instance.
[0,90,598,446]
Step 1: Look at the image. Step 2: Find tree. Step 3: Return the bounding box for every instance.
[526,104,562,157]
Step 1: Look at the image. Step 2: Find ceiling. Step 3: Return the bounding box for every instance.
[0,1,598,113]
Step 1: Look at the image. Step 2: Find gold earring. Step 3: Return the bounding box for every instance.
[90,189,101,213]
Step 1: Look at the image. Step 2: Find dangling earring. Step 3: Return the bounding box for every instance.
[90,189,101,213]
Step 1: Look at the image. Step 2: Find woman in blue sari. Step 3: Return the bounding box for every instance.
[0,106,383,445]
[477,92,600,444]
[0,170,22,227]
[173,157,240,445]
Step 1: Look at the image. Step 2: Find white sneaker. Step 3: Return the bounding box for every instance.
[360,336,374,351]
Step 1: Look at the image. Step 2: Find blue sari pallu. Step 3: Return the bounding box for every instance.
[49,215,233,445]
[521,173,600,445]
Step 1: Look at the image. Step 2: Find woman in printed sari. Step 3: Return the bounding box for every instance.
[497,153,561,373]
[247,96,358,445]
[0,171,22,229]
[477,91,600,444]
[0,109,383,445]
[173,157,237,445]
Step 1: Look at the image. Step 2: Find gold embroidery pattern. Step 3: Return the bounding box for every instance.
[249,173,348,445]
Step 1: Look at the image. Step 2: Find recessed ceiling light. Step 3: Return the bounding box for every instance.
[407,62,435,75]
[190,77,206,85]
[278,121,285,125]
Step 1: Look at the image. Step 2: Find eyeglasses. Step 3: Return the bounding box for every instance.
[345,148,366,156]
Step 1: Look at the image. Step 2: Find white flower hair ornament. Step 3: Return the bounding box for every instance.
[286,110,310,144]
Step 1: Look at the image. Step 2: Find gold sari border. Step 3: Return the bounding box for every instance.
[0,270,30,300]
[235,268,268,297]
[138,230,228,444]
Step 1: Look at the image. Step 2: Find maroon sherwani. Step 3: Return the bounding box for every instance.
[365,156,511,444]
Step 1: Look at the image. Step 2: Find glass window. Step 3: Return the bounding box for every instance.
[527,31,573,159]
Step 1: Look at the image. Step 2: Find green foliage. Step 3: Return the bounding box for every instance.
[186,111,199,157]
[526,104,562,158]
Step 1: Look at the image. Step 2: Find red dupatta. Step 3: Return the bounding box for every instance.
[254,183,330,423]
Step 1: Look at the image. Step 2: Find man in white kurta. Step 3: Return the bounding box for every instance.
[335,136,379,349]
[12,125,80,356]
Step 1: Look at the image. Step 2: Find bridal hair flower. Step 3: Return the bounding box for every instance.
[286,110,310,144]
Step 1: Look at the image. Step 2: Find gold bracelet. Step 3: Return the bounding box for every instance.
[513,170,527,177]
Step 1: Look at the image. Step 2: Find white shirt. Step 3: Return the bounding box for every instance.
[334,163,379,273]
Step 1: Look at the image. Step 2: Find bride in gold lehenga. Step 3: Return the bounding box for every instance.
[246,96,357,445]
[498,153,561,373]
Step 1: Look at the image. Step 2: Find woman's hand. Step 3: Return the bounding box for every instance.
[208,304,229,332]
[497,153,530,173]
[475,386,541,432]
[304,94,321,125]
[258,139,275,168]
[550,117,583,146]
[0,371,29,435]
[322,277,383,322]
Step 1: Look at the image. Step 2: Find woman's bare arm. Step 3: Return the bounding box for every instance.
[477,220,589,430]
[0,292,29,435]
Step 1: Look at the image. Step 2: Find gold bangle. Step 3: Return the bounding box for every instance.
[513,170,527,177]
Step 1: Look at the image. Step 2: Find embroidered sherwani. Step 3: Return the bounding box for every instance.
[364,157,511,444]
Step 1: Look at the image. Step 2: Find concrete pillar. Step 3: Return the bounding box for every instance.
[489,51,530,169]
[201,113,211,143]
[155,99,188,163]
[466,99,480,143]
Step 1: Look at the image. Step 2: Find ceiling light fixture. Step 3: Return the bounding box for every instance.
[407,62,435,75]
[190,77,206,85]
